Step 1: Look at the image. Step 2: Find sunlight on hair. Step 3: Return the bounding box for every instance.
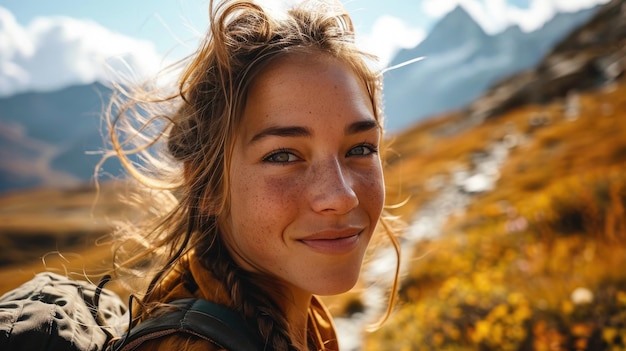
[381,55,426,75]
[254,0,302,19]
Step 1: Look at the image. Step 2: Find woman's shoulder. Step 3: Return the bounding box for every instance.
[129,333,227,351]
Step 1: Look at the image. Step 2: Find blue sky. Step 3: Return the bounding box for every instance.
[0,0,608,97]
[2,1,427,61]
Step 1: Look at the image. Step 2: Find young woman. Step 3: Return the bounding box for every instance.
[108,0,400,350]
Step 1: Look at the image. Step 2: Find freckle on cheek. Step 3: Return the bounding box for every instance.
[265,176,301,204]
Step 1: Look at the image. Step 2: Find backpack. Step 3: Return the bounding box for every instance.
[0,272,263,351]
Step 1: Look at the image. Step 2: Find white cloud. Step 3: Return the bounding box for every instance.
[357,15,426,69]
[551,0,611,12]
[0,7,166,97]
[422,0,459,18]
[506,0,611,32]
[422,0,610,34]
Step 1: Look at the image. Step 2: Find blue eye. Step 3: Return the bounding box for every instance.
[347,144,377,157]
[263,150,299,163]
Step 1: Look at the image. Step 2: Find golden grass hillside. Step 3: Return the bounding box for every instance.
[366,74,626,350]
[0,182,132,295]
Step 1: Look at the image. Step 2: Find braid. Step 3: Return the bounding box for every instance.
[226,266,297,351]
[195,229,299,351]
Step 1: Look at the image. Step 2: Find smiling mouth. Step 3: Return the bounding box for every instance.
[299,232,362,255]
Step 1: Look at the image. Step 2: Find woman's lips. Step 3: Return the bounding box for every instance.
[298,230,362,255]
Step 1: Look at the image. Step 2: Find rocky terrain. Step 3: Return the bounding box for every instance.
[466,0,626,122]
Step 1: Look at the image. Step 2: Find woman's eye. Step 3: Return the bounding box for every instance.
[347,144,377,157]
[264,150,298,163]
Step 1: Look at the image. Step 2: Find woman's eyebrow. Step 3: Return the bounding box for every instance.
[249,119,378,144]
[249,126,311,144]
[345,119,379,135]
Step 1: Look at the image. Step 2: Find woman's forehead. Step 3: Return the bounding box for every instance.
[238,54,375,140]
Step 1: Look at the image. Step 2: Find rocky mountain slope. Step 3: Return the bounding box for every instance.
[382,4,599,132]
[466,0,626,122]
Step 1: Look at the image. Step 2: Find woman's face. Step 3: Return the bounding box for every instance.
[223,54,384,298]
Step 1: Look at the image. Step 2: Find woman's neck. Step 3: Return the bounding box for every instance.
[284,287,313,349]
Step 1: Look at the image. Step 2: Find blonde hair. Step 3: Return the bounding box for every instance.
[106,0,400,349]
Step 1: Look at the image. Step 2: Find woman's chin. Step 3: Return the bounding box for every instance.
[312,274,360,297]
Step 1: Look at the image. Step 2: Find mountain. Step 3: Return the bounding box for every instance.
[0,82,123,193]
[382,5,600,132]
[466,0,626,120]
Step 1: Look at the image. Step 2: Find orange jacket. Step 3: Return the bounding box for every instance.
[131,254,339,350]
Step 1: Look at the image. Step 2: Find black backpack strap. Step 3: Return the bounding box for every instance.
[111,298,263,351]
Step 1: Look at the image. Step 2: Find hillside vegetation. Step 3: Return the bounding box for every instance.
[0,181,134,294]
[363,1,626,348]
[366,73,626,351]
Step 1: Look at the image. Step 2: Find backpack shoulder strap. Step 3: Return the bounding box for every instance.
[110,298,263,351]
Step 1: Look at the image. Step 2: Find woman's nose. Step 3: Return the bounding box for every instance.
[308,159,359,214]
